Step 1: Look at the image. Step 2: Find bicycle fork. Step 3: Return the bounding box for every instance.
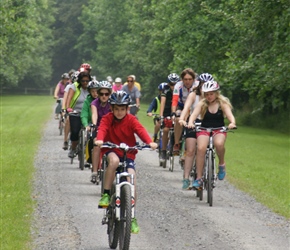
[115,172,135,220]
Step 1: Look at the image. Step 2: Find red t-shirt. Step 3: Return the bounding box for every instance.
[97,112,152,160]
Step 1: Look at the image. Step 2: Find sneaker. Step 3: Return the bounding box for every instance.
[160,150,166,162]
[68,150,75,158]
[131,218,140,234]
[192,178,203,189]
[91,172,97,183]
[55,114,59,119]
[62,141,68,150]
[182,179,190,190]
[173,144,180,155]
[98,193,110,208]
[217,165,226,180]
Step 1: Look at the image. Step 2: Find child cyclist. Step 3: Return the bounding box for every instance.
[90,81,112,183]
[147,82,167,142]
[94,91,157,233]
[187,81,236,188]
[80,79,99,167]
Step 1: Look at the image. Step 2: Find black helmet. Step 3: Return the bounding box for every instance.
[109,91,131,105]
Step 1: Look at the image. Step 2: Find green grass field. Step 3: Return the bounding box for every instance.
[0,97,289,249]
[1,95,53,249]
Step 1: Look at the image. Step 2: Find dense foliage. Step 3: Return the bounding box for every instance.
[1,0,289,118]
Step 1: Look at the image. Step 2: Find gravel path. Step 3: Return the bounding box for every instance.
[32,115,289,250]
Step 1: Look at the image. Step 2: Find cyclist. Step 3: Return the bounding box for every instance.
[147,82,167,142]
[123,74,141,91]
[187,81,236,188]
[66,71,91,158]
[112,77,123,92]
[171,68,198,155]
[122,75,141,117]
[90,81,112,183]
[178,73,214,190]
[106,76,113,86]
[95,90,157,234]
[79,63,92,74]
[54,73,70,119]
[80,79,99,166]
[159,73,180,162]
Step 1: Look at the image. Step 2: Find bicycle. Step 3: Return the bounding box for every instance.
[193,126,237,206]
[58,110,66,136]
[100,142,150,250]
[67,110,80,165]
[160,117,175,171]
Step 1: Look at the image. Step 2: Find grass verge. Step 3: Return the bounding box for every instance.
[0,95,53,249]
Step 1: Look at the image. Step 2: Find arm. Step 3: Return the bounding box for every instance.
[187,101,203,128]
[66,87,75,109]
[221,103,236,129]
[91,104,98,126]
[54,84,60,99]
[80,99,90,128]
[147,98,157,115]
[171,95,178,113]
[159,95,166,117]
[179,92,196,125]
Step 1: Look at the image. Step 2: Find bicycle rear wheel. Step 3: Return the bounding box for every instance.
[78,129,85,170]
[207,151,214,206]
[119,185,132,250]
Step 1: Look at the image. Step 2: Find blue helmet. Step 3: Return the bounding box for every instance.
[158,82,168,91]
[109,90,131,105]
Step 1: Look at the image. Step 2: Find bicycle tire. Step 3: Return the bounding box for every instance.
[119,185,132,250]
[79,130,85,170]
[108,193,119,249]
[168,132,175,172]
[169,155,174,172]
[59,120,63,136]
[101,155,107,194]
[207,150,213,206]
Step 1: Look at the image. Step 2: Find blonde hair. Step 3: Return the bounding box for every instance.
[200,91,233,119]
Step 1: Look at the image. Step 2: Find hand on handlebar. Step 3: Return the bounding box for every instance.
[187,122,195,129]
[228,123,237,129]
[149,142,158,150]
[179,119,187,127]
[94,140,103,147]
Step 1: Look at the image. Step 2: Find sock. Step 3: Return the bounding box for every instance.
[104,189,110,196]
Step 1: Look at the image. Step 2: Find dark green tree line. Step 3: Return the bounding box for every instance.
[1,0,289,121]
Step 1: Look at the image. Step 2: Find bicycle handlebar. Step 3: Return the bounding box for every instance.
[195,126,237,133]
[100,142,151,151]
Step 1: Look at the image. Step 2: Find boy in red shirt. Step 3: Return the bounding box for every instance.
[94,90,157,234]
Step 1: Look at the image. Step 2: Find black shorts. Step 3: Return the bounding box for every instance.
[184,127,197,139]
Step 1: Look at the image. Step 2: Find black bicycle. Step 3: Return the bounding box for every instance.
[100,142,150,250]
[194,126,236,206]
[160,117,175,171]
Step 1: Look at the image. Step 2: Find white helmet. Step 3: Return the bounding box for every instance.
[202,81,220,92]
[115,77,122,83]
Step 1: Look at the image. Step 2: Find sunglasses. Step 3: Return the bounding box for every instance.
[81,80,89,83]
[127,80,133,82]
[99,92,110,96]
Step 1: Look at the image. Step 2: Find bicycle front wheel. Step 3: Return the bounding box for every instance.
[207,150,214,206]
[119,185,132,250]
[108,193,119,249]
[78,130,85,170]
